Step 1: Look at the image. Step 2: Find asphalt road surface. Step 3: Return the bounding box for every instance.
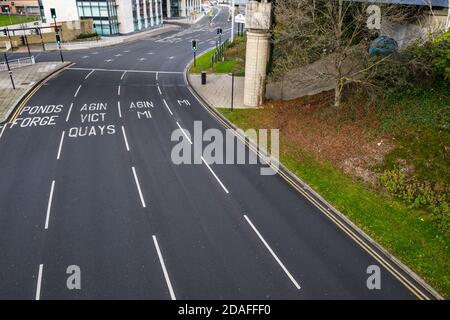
[0,7,436,300]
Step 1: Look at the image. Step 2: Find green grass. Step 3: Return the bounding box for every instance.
[189,36,246,75]
[377,82,450,186]
[0,15,38,27]
[219,107,450,298]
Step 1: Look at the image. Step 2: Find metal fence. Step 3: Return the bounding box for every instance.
[0,55,35,71]
[211,39,230,67]
[44,38,123,51]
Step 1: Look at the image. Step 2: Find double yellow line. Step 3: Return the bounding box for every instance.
[8,63,75,125]
[191,85,440,300]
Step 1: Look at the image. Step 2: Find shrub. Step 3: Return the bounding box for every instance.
[77,32,98,40]
[431,30,450,81]
[380,168,449,233]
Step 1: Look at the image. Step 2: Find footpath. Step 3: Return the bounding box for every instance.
[0,61,70,123]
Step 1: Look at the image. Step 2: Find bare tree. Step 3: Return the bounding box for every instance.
[272,0,412,109]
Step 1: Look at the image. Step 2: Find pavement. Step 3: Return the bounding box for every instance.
[0,5,440,300]
[0,61,71,123]
[189,73,246,109]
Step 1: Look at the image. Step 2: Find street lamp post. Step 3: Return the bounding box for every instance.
[230,0,235,43]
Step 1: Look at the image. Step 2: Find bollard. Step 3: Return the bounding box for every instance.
[201,71,207,85]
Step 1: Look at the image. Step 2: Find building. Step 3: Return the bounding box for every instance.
[0,0,40,15]
[38,0,79,23]
[76,0,202,35]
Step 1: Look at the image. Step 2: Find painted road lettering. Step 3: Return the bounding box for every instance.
[68,102,116,138]
[11,104,63,128]
[130,101,153,120]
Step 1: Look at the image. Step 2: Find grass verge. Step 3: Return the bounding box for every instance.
[218,107,450,298]
[0,15,38,27]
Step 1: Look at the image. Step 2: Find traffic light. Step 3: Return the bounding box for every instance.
[56,34,61,45]
[192,39,197,51]
[3,29,7,36]
[217,28,223,35]
[50,8,57,19]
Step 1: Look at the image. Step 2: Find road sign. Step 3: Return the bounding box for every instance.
[50,8,57,19]
[235,14,246,25]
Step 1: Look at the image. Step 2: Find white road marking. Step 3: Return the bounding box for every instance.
[67,67,183,75]
[163,99,173,116]
[201,156,229,194]
[84,70,95,80]
[120,71,126,80]
[244,215,301,290]
[132,167,146,208]
[74,85,82,98]
[157,85,162,95]
[117,101,122,118]
[153,235,176,300]
[118,85,121,96]
[156,72,158,81]
[176,122,192,144]
[56,131,65,160]
[104,59,113,63]
[45,181,55,230]
[35,264,43,300]
[121,126,130,152]
[65,103,74,122]
[0,124,7,141]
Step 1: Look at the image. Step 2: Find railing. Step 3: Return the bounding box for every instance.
[0,55,35,71]
[45,38,123,51]
[211,39,229,67]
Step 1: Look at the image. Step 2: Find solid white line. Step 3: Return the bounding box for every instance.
[153,235,176,300]
[120,71,126,80]
[0,124,7,141]
[121,126,130,152]
[117,101,122,118]
[56,131,65,160]
[65,103,73,122]
[45,181,55,230]
[176,122,192,144]
[157,85,162,95]
[244,215,301,290]
[132,167,146,208]
[201,156,229,194]
[84,70,95,80]
[74,85,82,98]
[67,67,183,74]
[35,264,43,300]
[118,85,121,96]
[163,99,173,116]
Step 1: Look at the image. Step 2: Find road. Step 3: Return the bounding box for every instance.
[0,7,436,300]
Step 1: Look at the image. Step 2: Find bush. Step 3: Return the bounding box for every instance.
[431,30,450,80]
[380,168,449,233]
[77,32,98,40]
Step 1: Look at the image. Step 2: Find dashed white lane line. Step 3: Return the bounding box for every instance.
[201,156,229,194]
[243,215,301,290]
[35,264,43,300]
[157,85,162,95]
[176,122,192,144]
[65,103,74,122]
[117,101,122,118]
[0,124,7,141]
[121,126,130,152]
[132,166,146,208]
[120,71,126,80]
[118,85,121,96]
[163,99,173,116]
[84,70,95,80]
[56,131,65,160]
[74,85,82,98]
[45,180,55,230]
[153,235,176,300]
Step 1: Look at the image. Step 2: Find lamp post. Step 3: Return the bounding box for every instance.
[230,0,235,43]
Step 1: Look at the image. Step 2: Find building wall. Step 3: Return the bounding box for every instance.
[0,0,40,15]
[40,0,79,23]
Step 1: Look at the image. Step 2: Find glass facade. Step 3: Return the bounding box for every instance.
[76,0,119,35]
